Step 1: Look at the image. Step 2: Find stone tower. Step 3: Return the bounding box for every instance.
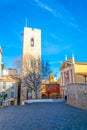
[21,27,41,104]
[22,27,41,75]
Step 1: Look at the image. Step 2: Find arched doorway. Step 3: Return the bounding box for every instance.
[50,93,58,99]
[41,94,48,99]
[10,101,14,105]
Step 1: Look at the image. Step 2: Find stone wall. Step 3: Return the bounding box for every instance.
[66,83,87,110]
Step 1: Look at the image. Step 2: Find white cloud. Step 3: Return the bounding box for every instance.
[33,0,79,30]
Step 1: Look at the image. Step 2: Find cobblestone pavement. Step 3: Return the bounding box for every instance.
[0,102,87,130]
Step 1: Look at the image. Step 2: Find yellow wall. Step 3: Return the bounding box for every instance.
[75,73,85,83]
[74,64,87,73]
[41,84,47,94]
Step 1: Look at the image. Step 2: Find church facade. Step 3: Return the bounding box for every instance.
[60,55,87,97]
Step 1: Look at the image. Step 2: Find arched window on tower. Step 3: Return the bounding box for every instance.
[31,38,34,47]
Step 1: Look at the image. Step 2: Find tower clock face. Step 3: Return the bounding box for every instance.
[31,38,34,47]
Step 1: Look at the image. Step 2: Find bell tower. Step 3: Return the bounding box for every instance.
[22,27,41,75]
[21,27,41,104]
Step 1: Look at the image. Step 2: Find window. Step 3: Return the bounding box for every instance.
[3,83,6,89]
[31,38,34,47]
[10,91,16,98]
[65,71,69,78]
[65,71,69,84]
[10,83,15,89]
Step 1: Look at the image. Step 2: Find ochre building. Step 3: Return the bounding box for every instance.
[41,72,60,99]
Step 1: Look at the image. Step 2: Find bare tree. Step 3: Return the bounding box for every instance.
[13,56,50,99]
[22,72,41,99]
[22,55,41,99]
[13,57,22,74]
[13,57,50,78]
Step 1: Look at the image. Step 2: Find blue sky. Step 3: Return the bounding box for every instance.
[0,0,87,77]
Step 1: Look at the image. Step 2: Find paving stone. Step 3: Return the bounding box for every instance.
[0,102,87,130]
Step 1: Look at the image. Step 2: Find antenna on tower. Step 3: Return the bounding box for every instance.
[25,18,28,27]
